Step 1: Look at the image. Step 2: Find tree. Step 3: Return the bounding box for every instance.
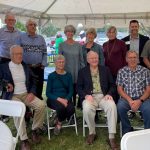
[41,23,59,37]
[15,21,26,32]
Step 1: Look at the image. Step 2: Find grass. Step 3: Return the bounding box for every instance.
[6,82,144,150]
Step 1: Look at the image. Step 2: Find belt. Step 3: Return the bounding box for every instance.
[28,64,42,68]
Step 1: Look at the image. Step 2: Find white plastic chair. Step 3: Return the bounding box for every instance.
[47,108,78,140]
[121,129,150,150]
[0,99,26,150]
[83,108,108,136]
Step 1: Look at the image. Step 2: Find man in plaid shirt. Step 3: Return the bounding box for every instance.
[116,50,150,135]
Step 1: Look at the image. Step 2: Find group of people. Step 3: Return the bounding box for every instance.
[0,12,150,150]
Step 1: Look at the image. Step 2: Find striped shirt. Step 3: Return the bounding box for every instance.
[116,65,150,98]
[0,26,21,58]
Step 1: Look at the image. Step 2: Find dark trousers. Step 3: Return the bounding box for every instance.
[30,67,44,100]
[47,99,75,122]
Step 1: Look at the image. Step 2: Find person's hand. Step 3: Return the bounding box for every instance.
[7,83,13,92]
[57,97,68,107]
[26,93,35,103]
[85,95,94,102]
[131,99,142,112]
[104,94,113,100]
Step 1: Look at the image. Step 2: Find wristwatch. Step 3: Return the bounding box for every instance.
[140,99,144,103]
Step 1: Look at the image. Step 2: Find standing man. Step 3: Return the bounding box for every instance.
[141,40,150,69]
[77,51,118,149]
[117,50,150,135]
[122,20,149,67]
[18,19,47,100]
[0,13,21,63]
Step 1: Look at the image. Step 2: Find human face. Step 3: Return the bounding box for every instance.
[126,52,138,69]
[65,31,74,40]
[87,52,99,67]
[5,15,16,29]
[55,59,65,70]
[107,28,116,40]
[26,21,36,35]
[86,33,95,43]
[129,22,139,36]
[11,47,23,64]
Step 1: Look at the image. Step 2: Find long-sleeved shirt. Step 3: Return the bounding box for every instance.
[103,38,127,76]
[82,42,104,66]
[46,71,73,101]
[59,41,85,83]
[0,26,21,58]
[17,32,47,66]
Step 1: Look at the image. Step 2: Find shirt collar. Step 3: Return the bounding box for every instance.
[126,65,141,72]
[9,61,22,67]
[27,32,38,38]
[4,26,18,32]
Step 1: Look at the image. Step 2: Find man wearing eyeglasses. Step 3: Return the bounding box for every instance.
[117,50,150,135]
[17,19,47,100]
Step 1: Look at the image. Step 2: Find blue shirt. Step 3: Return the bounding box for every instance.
[116,65,150,98]
[18,32,47,66]
[0,26,21,58]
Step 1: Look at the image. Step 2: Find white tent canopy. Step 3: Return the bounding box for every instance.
[0,0,150,29]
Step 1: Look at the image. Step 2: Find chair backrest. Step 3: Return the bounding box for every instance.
[121,129,150,150]
[0,99,26,142]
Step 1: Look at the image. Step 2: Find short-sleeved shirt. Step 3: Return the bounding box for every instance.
[116,65,150,98]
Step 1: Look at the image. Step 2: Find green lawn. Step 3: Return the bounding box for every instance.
[6,82,143,150]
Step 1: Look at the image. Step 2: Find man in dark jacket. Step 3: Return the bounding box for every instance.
[122,19,149,67]
[0,45,45,150]
[77,51,118,149]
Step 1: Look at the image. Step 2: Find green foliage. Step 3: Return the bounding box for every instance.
[41,23,60,37]
[15,21,26,32]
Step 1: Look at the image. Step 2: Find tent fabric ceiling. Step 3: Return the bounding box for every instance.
[0,0,150,29]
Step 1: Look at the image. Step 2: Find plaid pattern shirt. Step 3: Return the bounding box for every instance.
[116,65,150,98]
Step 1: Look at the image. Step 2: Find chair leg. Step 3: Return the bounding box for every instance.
[47,109,51,140]
[83,115,86,137]
[74,114,78,135]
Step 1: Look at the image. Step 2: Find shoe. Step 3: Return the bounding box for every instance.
[107,138,119,150]
[54,123,61,135]
[86,134,96,145]
[32,130,41,144]
[20,139,30,150]
[128,111,136,119]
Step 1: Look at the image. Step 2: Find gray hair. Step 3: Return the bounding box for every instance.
[86,27,97,38]
[64,25,76,34]
[107,26,117,34]
[5,12,15,20]
[87,50,98,59]
[26,19,37,27]
[10,45,23,56]
[126,50,139,58]
[54,54,65,63]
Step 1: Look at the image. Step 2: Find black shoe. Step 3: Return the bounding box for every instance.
[128,111,136,119]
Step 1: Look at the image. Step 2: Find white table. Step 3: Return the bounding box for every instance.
[0,121,13,150]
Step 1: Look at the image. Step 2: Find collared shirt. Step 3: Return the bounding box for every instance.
[17,32,47,66]
[130,35,139,53]
[0,27,21,58]
[9,61,27,94]
[91,71,102,94]
[116,65,150,98]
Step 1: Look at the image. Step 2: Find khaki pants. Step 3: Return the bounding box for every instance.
[12,93,46,140]
[83,94,117,135]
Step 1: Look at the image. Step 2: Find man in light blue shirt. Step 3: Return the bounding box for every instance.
[0,13,21,63]
[18,19,47,100]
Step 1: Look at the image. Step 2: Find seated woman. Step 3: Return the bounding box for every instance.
[46,54,75,135]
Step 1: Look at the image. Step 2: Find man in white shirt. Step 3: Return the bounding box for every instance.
[0,45,45,150]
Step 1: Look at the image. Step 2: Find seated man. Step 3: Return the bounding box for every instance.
[46,54,75,135]
[77,51,118,149]
[117,50,150,135]
[0,45,45,150]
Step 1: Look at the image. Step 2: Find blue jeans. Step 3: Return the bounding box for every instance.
[117,98,150,135]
